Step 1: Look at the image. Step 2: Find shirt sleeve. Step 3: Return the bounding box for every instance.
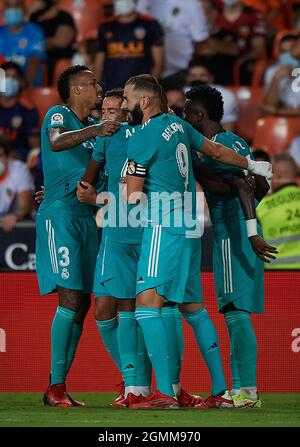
[92,136,107,163]
[126,130,153,177]
[16,163,34,192]
[148,19,164,47]
[188,0,209,42]
[46,106,70,131]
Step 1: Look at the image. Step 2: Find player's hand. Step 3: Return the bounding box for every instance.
[35,186,44,203]
[95,120,120,137]
[77,181,97,204]
[249,235,278,263]
[2,213,18,232]
[247,160,273,179]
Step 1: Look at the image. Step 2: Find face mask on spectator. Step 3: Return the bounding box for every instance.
[72,53,87,66]
[279,53,299,68]
[114,0,136,17]
[0,160,6,177]
[4,8,24,27]
[2,77,20,98]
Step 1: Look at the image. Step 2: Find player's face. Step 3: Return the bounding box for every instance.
[74,71,102,108]
[183,100,201,130]
[101,96,127,122]
[122,84,143,126]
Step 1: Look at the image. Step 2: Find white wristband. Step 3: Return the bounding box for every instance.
[247,159,256,173]
[246,219,258,238]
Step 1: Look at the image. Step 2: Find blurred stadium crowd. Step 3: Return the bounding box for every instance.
[0,0,299,268]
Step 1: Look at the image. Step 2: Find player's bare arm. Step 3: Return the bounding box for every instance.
[199,139,273,179]
[126,176,145,204]
[48,121,120,152]
[226,174,278,263]
[251,175,270,201]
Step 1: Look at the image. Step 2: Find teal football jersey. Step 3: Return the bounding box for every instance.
[126,113,205,234]
[202,130,256,226]
[39,105,98,212]
[92,122,143,243]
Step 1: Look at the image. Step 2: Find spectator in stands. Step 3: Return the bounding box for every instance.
[0,0,46,86]
[0,62,40,162]
[201,0,267,85]
[95,0,164,91]
[184,58,238,131]
[29,0,76,84]
[0,134,34,233]
[262,36,300,116]
[136,0,209,79]
[242,0,291,33]
[257,154,300,269]
[252,148,271,162]
[72,39,99,73]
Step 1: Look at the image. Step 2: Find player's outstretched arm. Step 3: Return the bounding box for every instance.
[82,158,104,185]
[252,174,270,201]
[199,139,273,179]
[227,174,278,263]
[48,121,120,152]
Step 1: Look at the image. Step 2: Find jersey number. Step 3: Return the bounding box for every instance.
[58,246,70,267]
[176,143,189,191]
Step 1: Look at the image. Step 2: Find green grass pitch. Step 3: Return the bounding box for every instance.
[0,393,299,427]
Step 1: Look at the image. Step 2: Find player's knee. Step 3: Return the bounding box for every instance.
[179,302,204,314]
[94,297,117,321]
[57,286,83,312]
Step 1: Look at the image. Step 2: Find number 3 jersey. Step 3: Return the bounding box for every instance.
[126,113,205,235]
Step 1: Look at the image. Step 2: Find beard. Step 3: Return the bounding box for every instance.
[128,103,143,126]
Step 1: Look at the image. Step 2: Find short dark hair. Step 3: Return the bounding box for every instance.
[0,134,11,156]
[57,64,90,103]
[186,85,224,122]
[1,61,23,78]
[104,88,124,100]
[188,57,214,75]
[125,74,162,98]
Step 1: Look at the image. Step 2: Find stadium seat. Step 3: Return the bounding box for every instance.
[272,29,300,59]
[25,87,61,125]
[52,58,72,87]
[60,0,104,42]
[252,116,300,155]
[229,86,264,143]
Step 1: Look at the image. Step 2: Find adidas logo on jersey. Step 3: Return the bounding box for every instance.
[137,277,145,284]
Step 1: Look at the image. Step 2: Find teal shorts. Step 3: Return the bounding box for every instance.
[136,225,203,303]
[36,208,98,295]
[213,220,264,314]
[93,236,141,299]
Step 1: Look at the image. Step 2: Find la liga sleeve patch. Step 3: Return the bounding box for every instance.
[51,113,64,125]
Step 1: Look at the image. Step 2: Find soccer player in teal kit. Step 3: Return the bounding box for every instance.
[35,65,118,407]
[183,85,277,408]
[123,75,273,408]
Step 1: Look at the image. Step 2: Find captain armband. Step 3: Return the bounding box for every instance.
[126,160,147,177]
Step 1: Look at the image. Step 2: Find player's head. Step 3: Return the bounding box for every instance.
[57,65,102,108]
[271,154,298,192]
[4,0,26,27]
[102,88,127,122]
[123,74,162,125]
[184,85,224,131]
[0,134,11,177]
